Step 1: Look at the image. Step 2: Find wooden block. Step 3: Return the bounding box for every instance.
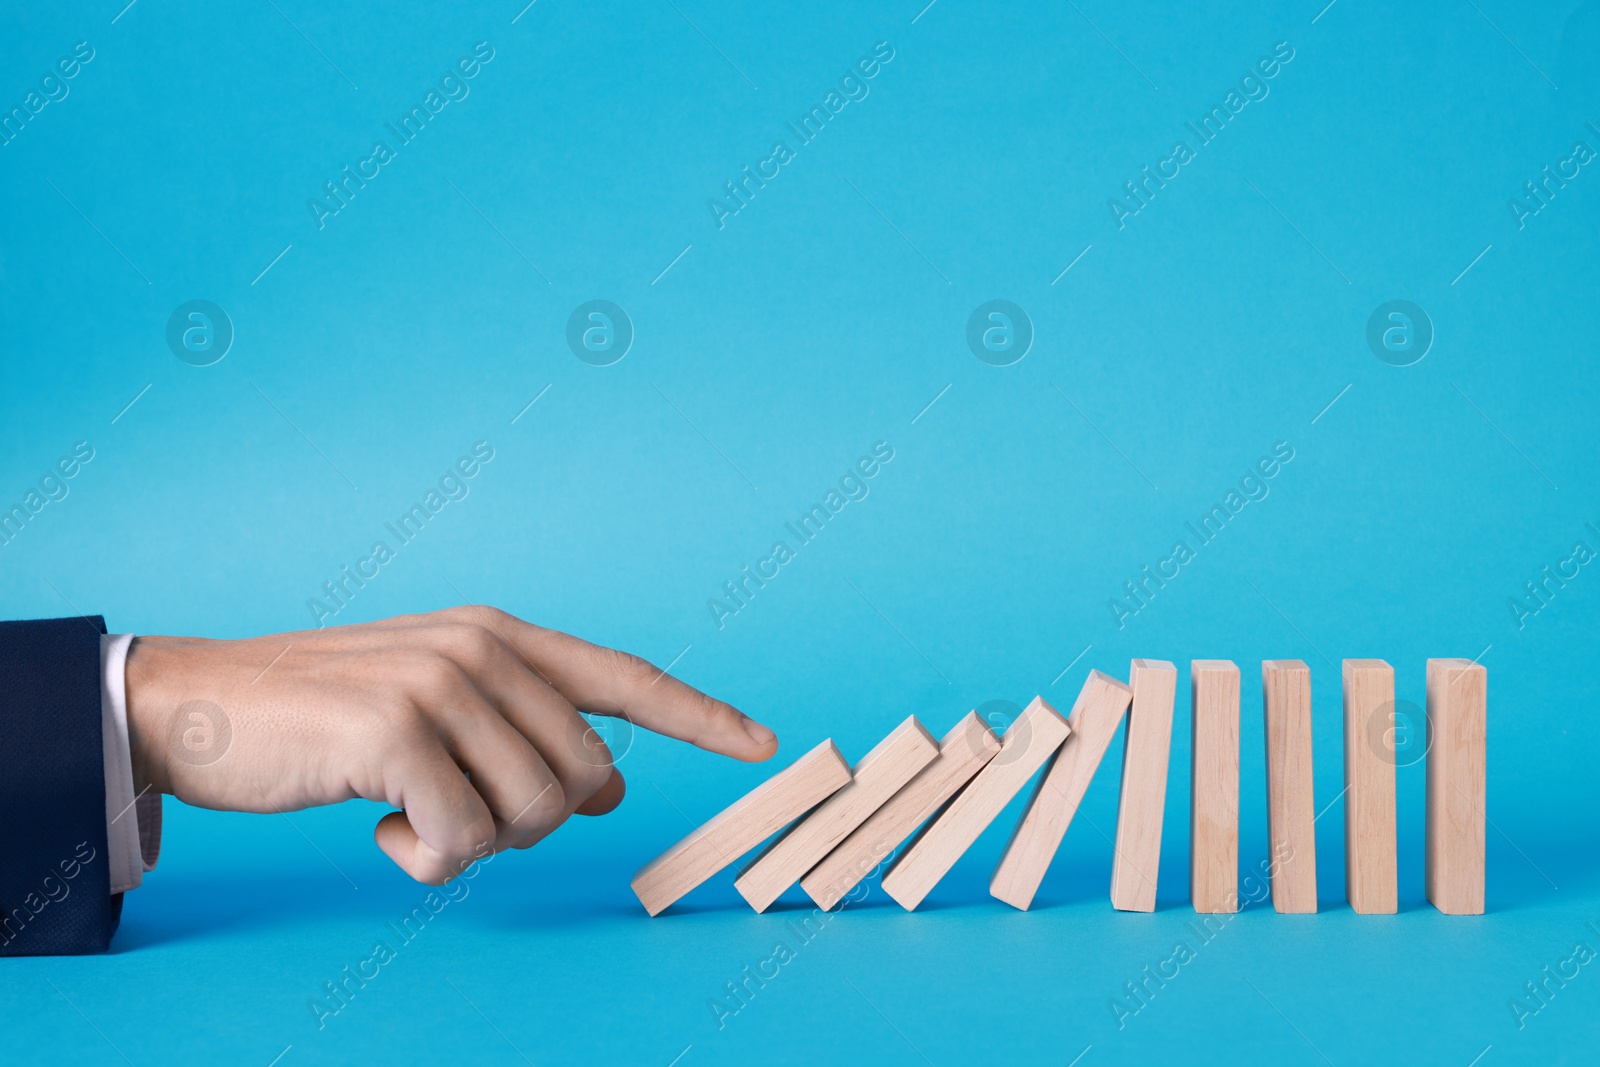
[990,671,1133,910]
[1343,658,1398,914]
[801,712,1001,910]
[880,697,1071,911]
[630,739,851,916]
[1191,660,1240,913]
[1426,658,1486,915]
[1111,659,1177,912]
[1262,660,1318,913]
[734,717,939,912]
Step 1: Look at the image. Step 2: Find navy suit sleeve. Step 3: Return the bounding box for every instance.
[0,616,119,956]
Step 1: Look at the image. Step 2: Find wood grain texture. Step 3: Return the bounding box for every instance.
[1262,660,1318,913]
[630,739,851,916]
[734,717,939,912]
[1111,659,1177,913]
[801,712,1000,911]
[880,696,1071,911]
[1426,658,1487,915]
[1191,660,1240,914]
[1343,659,1398,914]
[990,671,1133,910]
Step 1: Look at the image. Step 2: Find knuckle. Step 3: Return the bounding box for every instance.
[414,834,493,885]
[408,652,466,698]
[683,686,728,726]
[442,814,498,867]
[568,758,613,799]
[673,689,736,748]
[520,781,569,830]
[437,623,501,670]
[601,646,657,685]
[415,862,454,886]
[444,604,510,630]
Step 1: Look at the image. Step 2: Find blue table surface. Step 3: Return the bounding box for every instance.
[3,0,1599,1063]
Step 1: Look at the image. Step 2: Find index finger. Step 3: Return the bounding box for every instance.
[451,606,779,762]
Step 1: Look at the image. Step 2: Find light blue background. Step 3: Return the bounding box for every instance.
[3,0,1598,1063]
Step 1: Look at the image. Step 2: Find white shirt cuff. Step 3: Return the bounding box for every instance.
[101,633,161,893]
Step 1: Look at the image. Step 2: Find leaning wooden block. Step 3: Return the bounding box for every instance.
[1191,660,1240,914]
[801,712,1000,911]
[1262,660,1318,913]
[1426,658,1487,915]
[630,739,851,916]
[1343,659,1398,914]
[990,671,1133,910]
[1111,659,1177,913]
[734,717,939,912]
[880,696,1071,911]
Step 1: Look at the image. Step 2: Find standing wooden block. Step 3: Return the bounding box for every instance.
[630,739,851,916]
[990,671,1133,910]
[1426,659,1487,915]
[1262,660,1318,913]
[801,712,1000,911]
[1343,659,1398,914]
[734,717,939,912]
[1111,659,1177,912]
[1191,660,1240,914]
[880,697,1071,911]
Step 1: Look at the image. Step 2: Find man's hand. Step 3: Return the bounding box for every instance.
[123,606,778,883]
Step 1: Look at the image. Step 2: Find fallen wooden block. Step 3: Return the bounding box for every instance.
[1191,660,1240,913]
[801,712,1001,910]
[1262,660,1318,913]
[734,717,939,912]
[1343,659,1398,914]
[881,697,1071,911]
[990,671,1133,910]
[630,738,851,916]
[1111,659,1177,912]
[1426,658,1487,915]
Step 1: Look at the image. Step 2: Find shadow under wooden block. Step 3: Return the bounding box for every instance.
[1111,659,1176,913]
[630,739,851,916]
[801,711,1000,911]
[1263,659,1317,913]
[1343,659,1398,914]
[1426,658,1486,915]
[880,696,1071,911]
[1191,660,1240,914]
[990,671,1132,910]
[734,717,938,912]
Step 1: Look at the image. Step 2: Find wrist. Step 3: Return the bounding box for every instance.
[124,636,173,796]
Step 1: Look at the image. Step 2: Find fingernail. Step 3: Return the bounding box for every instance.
[740,715,777,746]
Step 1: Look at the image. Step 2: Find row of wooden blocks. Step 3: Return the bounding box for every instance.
[630,658,1487,916]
